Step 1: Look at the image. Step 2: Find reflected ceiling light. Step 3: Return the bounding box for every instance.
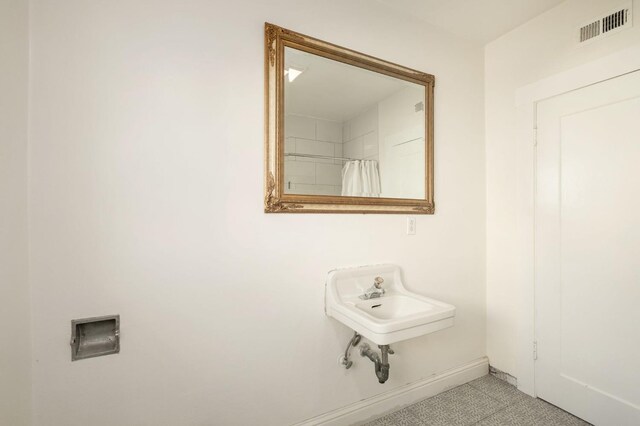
[285,67,303,82]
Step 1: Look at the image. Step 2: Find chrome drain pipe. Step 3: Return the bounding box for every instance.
[360,343,394,383]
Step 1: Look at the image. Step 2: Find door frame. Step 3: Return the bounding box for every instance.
[513,44,640,397]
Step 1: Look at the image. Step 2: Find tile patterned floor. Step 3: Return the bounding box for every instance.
[362,375,591,426]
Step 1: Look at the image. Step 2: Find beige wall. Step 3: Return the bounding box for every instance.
[0,0,31,424]
[28,0,485,424]
[485,0,640,377]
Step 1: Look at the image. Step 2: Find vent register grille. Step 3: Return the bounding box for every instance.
[580,5,632,42]
[580,21,601,42]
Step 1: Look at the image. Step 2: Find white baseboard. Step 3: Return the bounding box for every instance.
[294,356,489,426]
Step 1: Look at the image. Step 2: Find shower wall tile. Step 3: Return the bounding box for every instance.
[285,114,315,139]
[316,120,342,143]
[323,185,342,196]
[344,105,379,161]
[342,122,351,142]
[334,144,343,165]
[283,94,383,196]
[296,139,334,163]
[344,136,364,159]
[290,183,314,194]
[283,115,343,196]
[350,105,377,140]
[287,175,316,184]
[363,131,379,160]
[316,163,343,185]
[292,184,341,195]
[285,137,296,156]
[285,161,315,183]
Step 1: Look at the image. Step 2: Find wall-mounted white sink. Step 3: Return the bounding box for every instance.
[325,264,455,345]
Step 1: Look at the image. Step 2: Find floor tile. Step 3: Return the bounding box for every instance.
[362,376,591,426]
[477,397,592,426]
[407,384,506,426]
[363,407,421,426]
[467,374,529,405]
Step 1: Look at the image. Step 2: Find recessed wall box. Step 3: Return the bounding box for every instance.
[70,315,120,361]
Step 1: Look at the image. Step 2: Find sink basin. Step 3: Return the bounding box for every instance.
[356,295,435,320]
[325,264,455,345]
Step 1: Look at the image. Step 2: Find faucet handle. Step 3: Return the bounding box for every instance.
[373,276,384,288]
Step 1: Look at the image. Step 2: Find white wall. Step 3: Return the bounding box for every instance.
[0,0,31,424]
[29,0,485,424]
[485,0,640,377]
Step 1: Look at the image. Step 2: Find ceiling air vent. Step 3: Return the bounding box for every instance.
[579,2,632,44]
[580,21,600,42]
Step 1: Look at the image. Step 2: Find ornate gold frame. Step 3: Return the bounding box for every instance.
[264,23,435,214]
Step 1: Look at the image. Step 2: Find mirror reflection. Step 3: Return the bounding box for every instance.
[283,46,426,199]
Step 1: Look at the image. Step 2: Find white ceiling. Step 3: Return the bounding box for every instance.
[283,1,566,120]
[377,0,565,44]
[284,47,418,122]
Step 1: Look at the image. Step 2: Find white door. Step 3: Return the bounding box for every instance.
[535,70,640,426]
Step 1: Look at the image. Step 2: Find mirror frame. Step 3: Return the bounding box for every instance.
[264,23,435,214]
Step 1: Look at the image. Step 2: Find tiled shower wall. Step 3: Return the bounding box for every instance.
[284,115,344,195]
[284,110,382,196]
[343,105,379,162]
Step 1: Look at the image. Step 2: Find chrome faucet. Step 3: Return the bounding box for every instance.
[360,277,385,300]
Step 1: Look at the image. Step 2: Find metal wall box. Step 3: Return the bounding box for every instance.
[71,315,120,361]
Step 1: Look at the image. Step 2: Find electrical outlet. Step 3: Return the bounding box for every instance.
[406,217,416,235]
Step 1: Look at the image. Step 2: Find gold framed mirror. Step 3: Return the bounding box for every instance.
[264,23,434,214]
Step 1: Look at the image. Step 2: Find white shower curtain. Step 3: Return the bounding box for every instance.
[341,160,381,197]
